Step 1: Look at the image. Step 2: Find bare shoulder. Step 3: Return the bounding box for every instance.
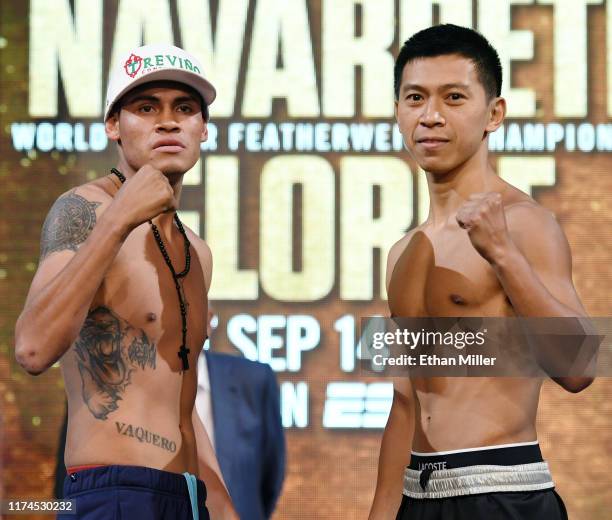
[77,176,117,201]
[387,225,425,269]
[183,226,212,290]
[503,196,572,273]
[504,198,565,243]
[39,177,115,261]
[45,177,115,222]
[499,183,558,232]
[184,227,212,262]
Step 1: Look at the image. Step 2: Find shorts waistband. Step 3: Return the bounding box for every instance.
[403,462,554,499]
[63,464,207,501]
[409,441,543,470]
[404,442,553,499]
[67,464,106,475]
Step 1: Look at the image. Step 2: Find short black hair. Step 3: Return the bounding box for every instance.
[394,24,502,101]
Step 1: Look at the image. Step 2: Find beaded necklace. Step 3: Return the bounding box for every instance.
[111,168,192,370]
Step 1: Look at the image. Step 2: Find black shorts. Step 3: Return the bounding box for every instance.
[396,489,568,520]
[396,442,568,520]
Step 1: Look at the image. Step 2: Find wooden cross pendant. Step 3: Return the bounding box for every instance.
[178,345,191,371]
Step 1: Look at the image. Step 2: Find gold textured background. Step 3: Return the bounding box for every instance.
[0,2,610,519]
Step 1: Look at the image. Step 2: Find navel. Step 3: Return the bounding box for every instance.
[450,294,466,305]
[146,312,157,322]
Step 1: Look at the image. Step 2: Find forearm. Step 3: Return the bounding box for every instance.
[198,468,237,520]
[459,199,595,391]
[492,243,583,318]
[15,212,128,373]
[369,394,413,520]
[192,409,238,519]
[493,243,595,391]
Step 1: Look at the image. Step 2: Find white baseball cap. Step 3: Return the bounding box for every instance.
[104,43,216,120]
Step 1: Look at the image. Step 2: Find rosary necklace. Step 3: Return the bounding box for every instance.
[111,168,192,371]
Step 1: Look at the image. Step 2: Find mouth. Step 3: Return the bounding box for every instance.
[415,138,450,150]
[153,140,185,153]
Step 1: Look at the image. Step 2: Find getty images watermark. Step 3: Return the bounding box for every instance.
[372,328,497,367]
[371,326,492,367]
[359,317,611,377]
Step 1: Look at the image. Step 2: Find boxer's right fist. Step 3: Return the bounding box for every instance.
[111,165,177,231]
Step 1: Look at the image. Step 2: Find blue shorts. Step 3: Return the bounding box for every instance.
[58,465,209,520]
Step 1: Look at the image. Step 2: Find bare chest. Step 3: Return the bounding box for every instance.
[94,227,207,369]
[388,230,512,317]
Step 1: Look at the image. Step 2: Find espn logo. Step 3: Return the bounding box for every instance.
[322,382,392,429]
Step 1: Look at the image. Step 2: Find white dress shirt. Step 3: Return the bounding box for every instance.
[195,351,216,451]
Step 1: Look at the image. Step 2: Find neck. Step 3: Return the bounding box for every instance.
[424,140,499,226]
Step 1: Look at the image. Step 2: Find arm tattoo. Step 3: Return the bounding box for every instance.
[74,306,156,420]
[40,191,101,259]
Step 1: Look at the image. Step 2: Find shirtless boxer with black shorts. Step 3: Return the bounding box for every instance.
[368,25,593,520]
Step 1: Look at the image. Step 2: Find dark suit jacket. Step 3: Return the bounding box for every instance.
[205,352,285,520]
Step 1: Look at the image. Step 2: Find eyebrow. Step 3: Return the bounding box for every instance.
[173,95,200,104]
[124,94,200,105]
[124,94,158,104]
[401,83,471,94]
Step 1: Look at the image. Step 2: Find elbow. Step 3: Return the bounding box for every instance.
[569,377,595,393]
[15,343,48,375]
[556,376,594,394]
[14,324,53,376]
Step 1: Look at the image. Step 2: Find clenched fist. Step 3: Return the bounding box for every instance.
[456,192,513,264]
[111,165,178,232]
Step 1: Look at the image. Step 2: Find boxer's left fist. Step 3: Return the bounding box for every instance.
[456,192,512,264]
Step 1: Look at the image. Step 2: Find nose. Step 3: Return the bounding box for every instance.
[419,99,445,128]
[155,106,180,133]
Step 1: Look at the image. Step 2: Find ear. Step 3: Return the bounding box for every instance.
[105,113,121,142]
[200,122,208,143]
[485,96,506,134]
[394,100,399,124]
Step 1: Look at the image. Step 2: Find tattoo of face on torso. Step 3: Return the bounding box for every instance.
[40,191,101,259]
[74,306,156,420]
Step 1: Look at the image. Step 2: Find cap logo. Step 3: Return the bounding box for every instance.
[124,54,143,78]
